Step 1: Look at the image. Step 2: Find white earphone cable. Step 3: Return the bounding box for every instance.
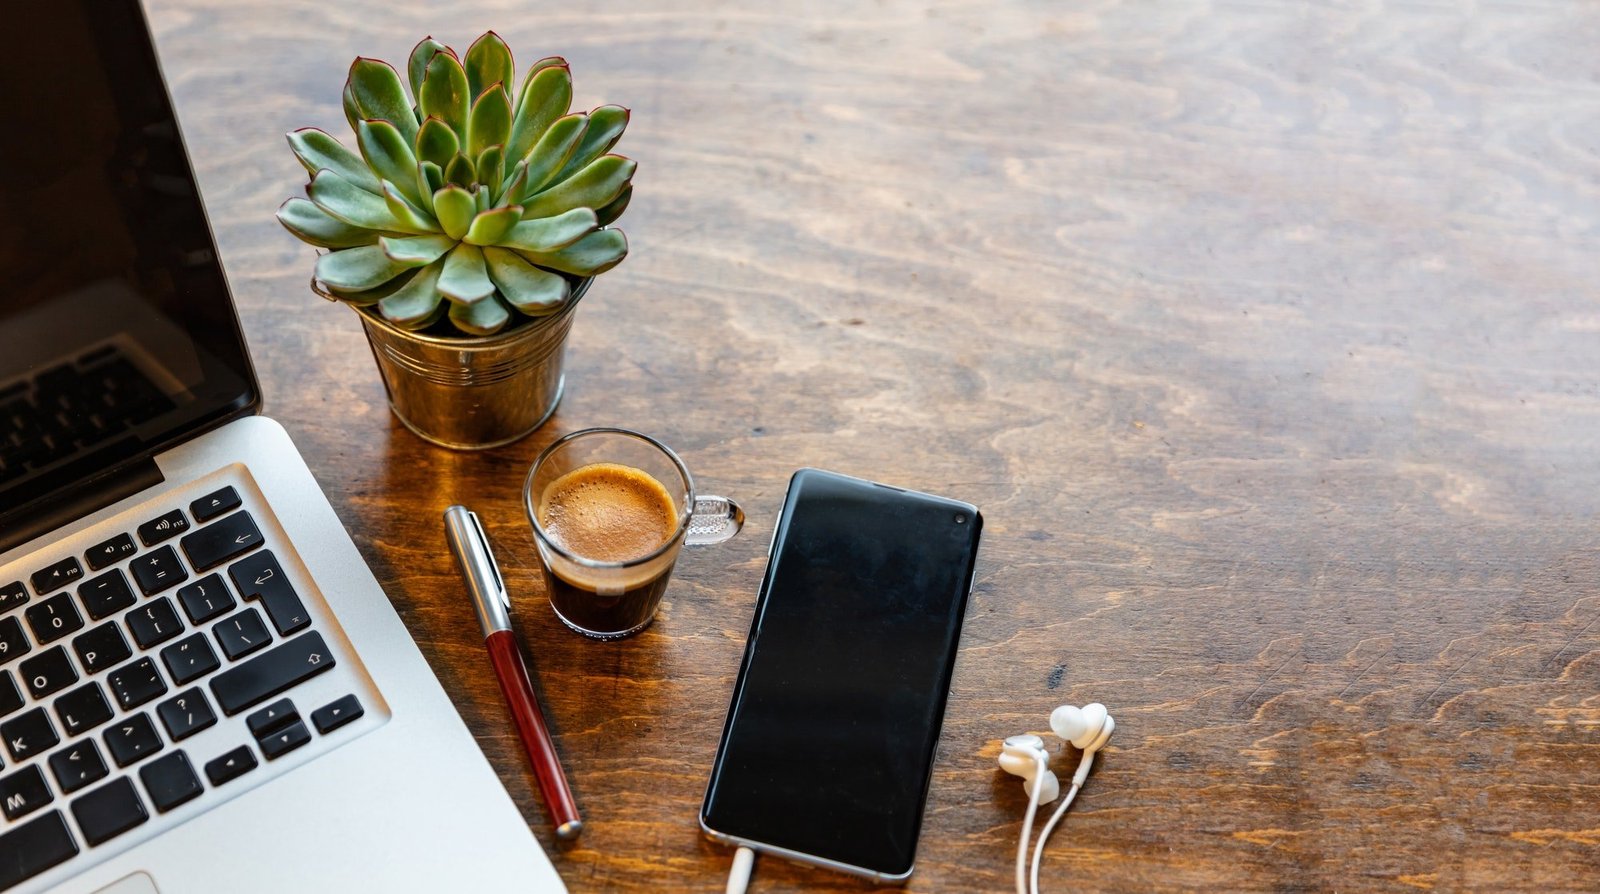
[725,845,755,894]
[1029,751,1095,894]
[1015,752,1047,894]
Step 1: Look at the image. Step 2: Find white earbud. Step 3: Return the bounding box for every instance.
[1001,704,1117,894]
[998,734,1059,802]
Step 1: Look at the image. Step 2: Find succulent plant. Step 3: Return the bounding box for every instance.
[278,33,633,336]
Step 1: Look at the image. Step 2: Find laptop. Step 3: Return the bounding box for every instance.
[0,2,568,891]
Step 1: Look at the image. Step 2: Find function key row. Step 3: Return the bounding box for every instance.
[6,486,243,607]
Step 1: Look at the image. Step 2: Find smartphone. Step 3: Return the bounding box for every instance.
[700,468,983,882]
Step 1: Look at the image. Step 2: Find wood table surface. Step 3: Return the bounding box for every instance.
[148,0,1600,890]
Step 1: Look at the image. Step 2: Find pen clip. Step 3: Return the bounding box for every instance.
[444,504,513,636]
[465,508,509,612]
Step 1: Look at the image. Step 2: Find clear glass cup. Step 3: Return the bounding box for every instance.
[523,428,743,638]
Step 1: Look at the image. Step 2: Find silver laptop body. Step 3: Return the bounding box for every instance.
[0,2,566,890]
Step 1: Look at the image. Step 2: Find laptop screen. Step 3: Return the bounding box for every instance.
[0,0,257,519]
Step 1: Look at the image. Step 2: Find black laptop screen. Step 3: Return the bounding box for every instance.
[0,0,257,519]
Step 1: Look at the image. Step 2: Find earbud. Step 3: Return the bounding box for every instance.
[1000,704,1117,894]
[1050,703,1114,753]
[998,734,1059,802]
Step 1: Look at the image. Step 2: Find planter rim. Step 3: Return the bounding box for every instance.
[312,275,594,349]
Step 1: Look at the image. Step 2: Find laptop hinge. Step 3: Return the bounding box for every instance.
[0,458,165,554]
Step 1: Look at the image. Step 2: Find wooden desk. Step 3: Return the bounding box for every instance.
[151,1,1600,889]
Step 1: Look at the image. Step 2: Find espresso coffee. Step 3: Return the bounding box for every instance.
[536,463,680,635]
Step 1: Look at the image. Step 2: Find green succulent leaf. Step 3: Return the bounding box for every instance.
[378,259,446,328]
[443,152,476,188]
[464,32,514,104]
[517,228,628,277]
[476,186,493,213]
[448,292,511,335]
[357,120,423,206]
[341,82,361,134]
[527,56,567,79]
[498,160,528,206]
[438,243,496,304]
[463,204,521,246]
[407,37,450,101]
[432,185,475,240]
[315,244,421,291]
[381,181,439,232]
[477,146,506,202]
[416,161,441,215]
[419,51,470,144]
[523,155,635,219]
[506,64,572,165]
[483,247,569,315]
[554,105,630,182]
[595,185,632,227]
[286,128,380,193]
[346,58,417,144]
[468,84,512,160]
[415,116,461,171]
[277,197,381,248]
[308,169,414,232]
[518,113,588,199]
[380,233,456,265]
[322,268,420,306]
[500,207,597,252]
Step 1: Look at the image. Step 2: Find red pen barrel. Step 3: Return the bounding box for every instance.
[485,628,582,838]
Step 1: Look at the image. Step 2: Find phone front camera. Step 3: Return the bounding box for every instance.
[954,514,966,524]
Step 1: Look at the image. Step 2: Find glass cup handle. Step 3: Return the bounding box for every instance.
[686,495,744,545]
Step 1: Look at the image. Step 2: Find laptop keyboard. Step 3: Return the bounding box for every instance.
[0,476,383,891]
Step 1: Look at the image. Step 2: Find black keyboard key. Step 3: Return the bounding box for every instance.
[213,609,271,660]
[0,616,28,667]
[72,776,148,846]
[85,532,138,571]
[54,682,113,738]
[0,580,26,614]
[0,764,51,820]
[25,592,84,644]
[49,739,109,794]
[130,546,188,596]
[191,486,242,522]
[137,509,190,546]
[21,646,77,700]
[156,688,217,741]
[228,550,311,636]
[177,574,235,625]
[210,632,334,715]
[311,694,365,734]
[0,672,20,719]
[139,750,202,814]
[104,713,162,767]
[126,597,183,649]
[3,707,59,762]
[30,557,83,596]
[258,718,311,760]
[204,745,257,787]
[0,810,78,888]
[107,657,167,711]
[78,570,137,621]
[160,633,220,686]
[246,698,297,738]
[181,511,263,572]
[73,622,132,674]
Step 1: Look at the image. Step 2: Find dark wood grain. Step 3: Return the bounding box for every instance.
[145,1,1600,890]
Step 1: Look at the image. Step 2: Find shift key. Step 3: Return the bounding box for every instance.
[210,632,335,715]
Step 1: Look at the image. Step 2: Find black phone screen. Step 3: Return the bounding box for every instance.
[701,469,982,878]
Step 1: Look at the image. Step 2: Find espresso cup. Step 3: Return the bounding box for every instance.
[523,428,743,639]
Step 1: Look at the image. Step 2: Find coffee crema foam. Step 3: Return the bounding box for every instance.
[537,462,678,564]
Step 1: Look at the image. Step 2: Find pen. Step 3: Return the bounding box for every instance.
[443,504,583,839]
